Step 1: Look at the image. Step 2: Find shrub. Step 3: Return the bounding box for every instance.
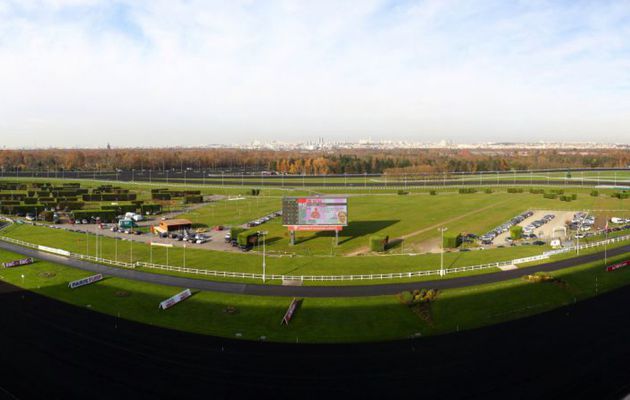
[484,188,493,194]
[458,188,477,194]
[507,188,524,193]
[429,190,437,196]
[529,189,544,194]
[543,193,557,199]
[442,232,462,248]
[250,189,261,196]
[397,190,409,195]
[590,190,599,197]
[571,193,577,200]
[369,235,387,252]
[612,192,629,199]
[559,195,572,202]
[510,225,523,240]
[183,195,203,204]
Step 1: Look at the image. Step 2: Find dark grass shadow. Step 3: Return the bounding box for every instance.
[385,238,404,250]
[294,220,400,245]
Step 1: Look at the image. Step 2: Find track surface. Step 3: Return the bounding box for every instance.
[3,277,630,398]
[1,240,628,297]
[6,168,630,188]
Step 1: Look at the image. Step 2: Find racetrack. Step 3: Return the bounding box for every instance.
[3,277,630,398]
[1,239,628,297]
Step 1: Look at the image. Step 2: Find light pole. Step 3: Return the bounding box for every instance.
[439,227,448,277]
[258,231,268,282]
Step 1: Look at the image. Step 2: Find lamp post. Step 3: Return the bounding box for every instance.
[438,227,448,277]
[258,231,268,282]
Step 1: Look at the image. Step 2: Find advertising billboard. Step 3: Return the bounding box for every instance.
[282,197,348,227]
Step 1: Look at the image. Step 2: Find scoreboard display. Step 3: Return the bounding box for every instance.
[282,197,348,226]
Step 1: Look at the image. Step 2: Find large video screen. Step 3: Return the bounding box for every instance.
[282,197,348,226]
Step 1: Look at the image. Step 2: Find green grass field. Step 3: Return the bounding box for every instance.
[2,246,630,343]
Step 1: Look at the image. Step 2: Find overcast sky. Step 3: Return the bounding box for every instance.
[1,0,629,148]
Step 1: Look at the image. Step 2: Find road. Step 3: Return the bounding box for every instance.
[1,239,628,297]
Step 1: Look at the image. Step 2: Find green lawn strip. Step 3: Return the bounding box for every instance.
[0,249,420,343]
[2,222,629,287]
[2,249,630,343]
[1,223,553,275]
[426,252,630,336]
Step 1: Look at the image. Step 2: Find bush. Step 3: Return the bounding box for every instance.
[590,190,599,197]
[571,193,577,200]
[612,192,629,199]
[507,188,524,193]
[141,204,162,214]
[250,189,261,196]
[183,195,203,204]
[369,235,388,252]
[429,190,437,196]
[529,189,544,194]
[559,195,572,202]
[543,193,557,199]
[458,188,477,194]
[72,210,117,222]
[484,188,493,194]
[510,225,523,240]
[230,227,245,240]
[443,232,462,248]
[397,190,409,195]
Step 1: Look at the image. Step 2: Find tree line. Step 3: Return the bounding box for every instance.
[0,148,628,174]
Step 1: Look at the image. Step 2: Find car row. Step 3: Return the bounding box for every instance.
[568,212,595,231]
[156,230,209,244]
[246,210,282,228]
[479,210,534,244]
[523,214,555,235]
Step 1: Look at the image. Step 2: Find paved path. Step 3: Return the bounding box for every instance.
[1,240,628,297]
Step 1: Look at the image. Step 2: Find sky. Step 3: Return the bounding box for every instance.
[1,0,629,148]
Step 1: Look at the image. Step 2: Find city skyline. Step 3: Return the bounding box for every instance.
[1,1,629,147]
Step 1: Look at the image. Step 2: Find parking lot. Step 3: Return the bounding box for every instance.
[493,210,576,245]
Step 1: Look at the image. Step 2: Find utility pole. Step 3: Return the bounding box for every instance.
[439,227,448,277]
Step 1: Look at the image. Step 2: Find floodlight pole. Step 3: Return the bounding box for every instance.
[439,227,448,277]
[258,231,268,282]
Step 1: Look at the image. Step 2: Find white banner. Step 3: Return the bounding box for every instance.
[150,242,173,248]
[68,274,103,289]
[38,245,71,257]
[159,289,192,310]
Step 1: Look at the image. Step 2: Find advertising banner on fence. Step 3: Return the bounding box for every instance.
[2,257,34,268]
[68,274,104,289]
[38,245,71,257]
[159,289,192,310]
[607,260,630,272]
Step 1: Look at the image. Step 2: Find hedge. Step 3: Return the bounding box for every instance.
[230,227,245,240]
[72,210,117,222]
[590,190,599,197]
[429,190,437,196]
[101,204,138,213]
[543,193,557,199]
[443,232,462,248]
[369,235,388,252]
[141,204,162,214]
[612,192,629,199]
[507,188,524,193]
[510,225,523,240]
[237,231,259,247]
[183,195,204,204]
[529,189,544,194]
[458,188,477,194]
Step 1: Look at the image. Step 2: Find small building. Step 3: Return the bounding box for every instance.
[155,219,193,233]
